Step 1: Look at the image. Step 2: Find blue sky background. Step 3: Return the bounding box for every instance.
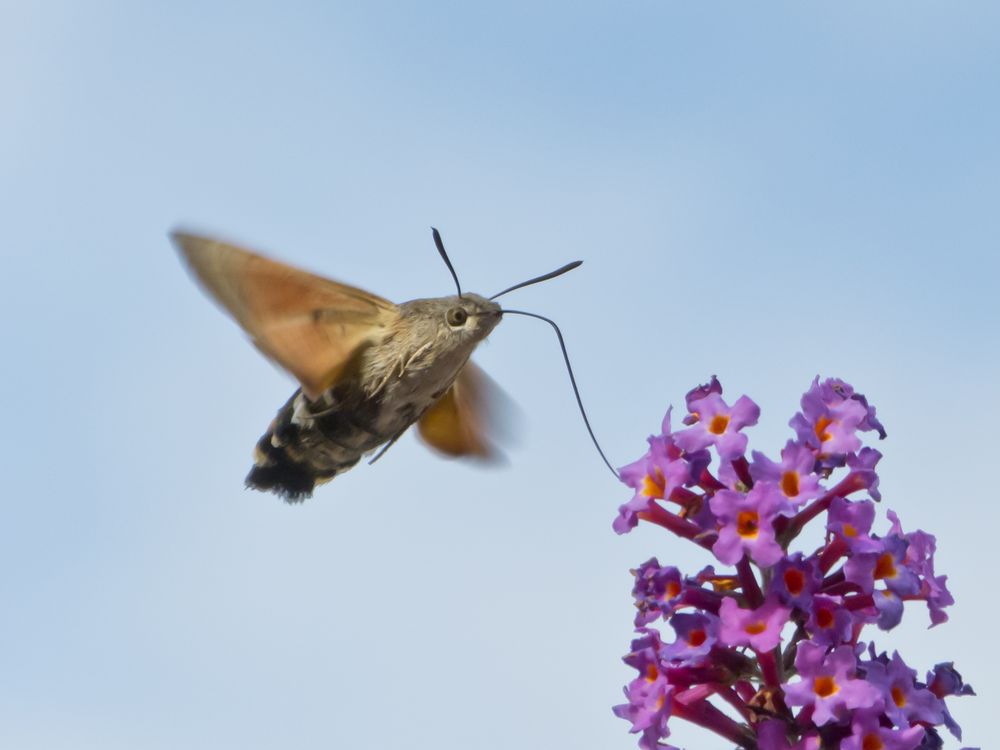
[2,2,997,748]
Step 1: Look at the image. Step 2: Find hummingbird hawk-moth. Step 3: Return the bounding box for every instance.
[172,228,610,501]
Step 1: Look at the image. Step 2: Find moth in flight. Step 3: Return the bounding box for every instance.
[173,228,611,501]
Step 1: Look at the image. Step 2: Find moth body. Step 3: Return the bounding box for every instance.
[247,293,502,500]
[173,228,598,500]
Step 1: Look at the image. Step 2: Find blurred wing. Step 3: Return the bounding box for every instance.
[172,230,399,399]
[417,361,512,460]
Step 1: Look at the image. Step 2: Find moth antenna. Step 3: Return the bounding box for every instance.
[501,308,618,479]
[490,260,582,300]
[431,227,463,298]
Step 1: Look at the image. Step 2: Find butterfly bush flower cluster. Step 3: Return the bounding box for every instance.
[612,377,976,750]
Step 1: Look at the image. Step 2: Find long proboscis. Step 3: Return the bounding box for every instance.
[490,260,583,300]
[501,308,618,479]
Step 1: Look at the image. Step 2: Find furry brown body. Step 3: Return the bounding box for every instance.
[248,294,502,500]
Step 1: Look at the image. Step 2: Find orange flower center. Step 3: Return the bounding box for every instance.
[642,469,666,499]
[783,568,805,595]
[862,734,884,750]
[842,523,858,538]
[874,553,897,580]
[814,416,833,443]
[816,607,834,629]
[891,685,906,708]
[709,576,739,592]
[744,620,767,636]
[781,470,800,497]
[737,511,760,538]
[813,675,839,698]
[708,414,730,435]
[664,581,682,600]
[646,663,659,682]
[687,629,707,647]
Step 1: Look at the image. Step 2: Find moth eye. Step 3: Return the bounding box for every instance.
[446,307,469,327]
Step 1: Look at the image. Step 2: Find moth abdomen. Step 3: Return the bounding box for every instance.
[246,390,392,502]
[246,456,334,502]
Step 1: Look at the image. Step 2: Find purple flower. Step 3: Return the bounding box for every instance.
[710,484,786,566]
[614,631,676,750]
[675,392,760,460]
[845,537,920,598]
[841,710,924,750]
[661,611,719,665]
[863,651,944,729]
[820,379,887,439]
[812,377,887,439]
[618,437,686,501]
[790,377,871,462]
[615,420,692,534]
[926,662,975,700]
[805,594,854,648]
[827,498,882,554]
[873,588,905,630]
[718,594,790,652]
[769,553,822,611]
[847,447,883,501]
[614,378,974,749]
[886,512,954,626]
[922,573,954,627]
[784,642,883,725]
[684,376,722,416]
[612,685,675,750]
[926,662,975,740]
[751,442,824,507]
[630,559,685,626]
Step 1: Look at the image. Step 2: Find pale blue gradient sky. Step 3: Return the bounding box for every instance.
[2,3,997,748]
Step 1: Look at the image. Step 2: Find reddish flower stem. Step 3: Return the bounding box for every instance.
[843,594,875,611]
[821,569,845,589]
[735,680,757,703]
[714,684,754,722]
[669,486,702,507]
[773,515,790,538]
[639,505,715,550]
[736,556,763,607]
[818,537,848,573]
[673,696,757,749]
[698,467,726,491]
[794,704,815,732]
[731,456,754,488]
[680,587,724,614]
[675,684,715,703]
[757,648,781,688]
[823,580,861,597]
